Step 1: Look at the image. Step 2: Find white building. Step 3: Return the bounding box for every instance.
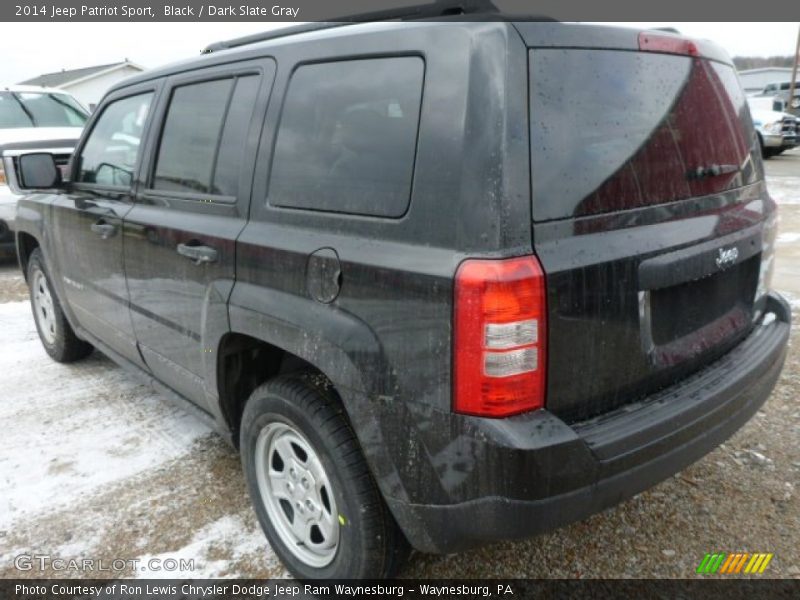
[737,67,796,95]
[19,61,145,111]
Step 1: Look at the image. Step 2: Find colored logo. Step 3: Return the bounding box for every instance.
[697,552,773,575]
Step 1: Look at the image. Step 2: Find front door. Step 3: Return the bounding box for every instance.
[50,88,157,367]
[123,61,274,408]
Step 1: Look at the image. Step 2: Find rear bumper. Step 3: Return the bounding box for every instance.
[391,292,791,553]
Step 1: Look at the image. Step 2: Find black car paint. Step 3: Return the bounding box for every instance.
[14,21,790,554]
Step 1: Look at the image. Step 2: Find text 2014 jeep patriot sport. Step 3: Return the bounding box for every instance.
[12,16,791,579]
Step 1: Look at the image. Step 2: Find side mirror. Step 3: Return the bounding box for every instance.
[18,153,62,189]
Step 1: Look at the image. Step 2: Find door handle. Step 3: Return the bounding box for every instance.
[90,221,116,239]
[177,242,218,264]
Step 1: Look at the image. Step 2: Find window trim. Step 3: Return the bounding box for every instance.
[69,87,158,195]
[145,66,263,205]
[265,54,426,220]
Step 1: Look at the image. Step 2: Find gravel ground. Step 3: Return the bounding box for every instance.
[0,255,27,303]
[0,161,798,579]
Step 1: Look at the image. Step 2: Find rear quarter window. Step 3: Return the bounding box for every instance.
[268,57,424,218]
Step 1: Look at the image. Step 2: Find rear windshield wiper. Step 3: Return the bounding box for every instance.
[686,164,741,180]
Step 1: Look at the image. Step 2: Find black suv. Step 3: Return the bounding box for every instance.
[12,16,791,579]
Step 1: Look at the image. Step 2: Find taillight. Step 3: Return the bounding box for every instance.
[453,256,547,418]
[0,162,6,186]
[638,32,699,57]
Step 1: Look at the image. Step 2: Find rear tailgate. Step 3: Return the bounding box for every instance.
[520,25,777,423]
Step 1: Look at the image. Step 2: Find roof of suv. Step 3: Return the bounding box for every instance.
[110,18,732,98]
[112,19,522,92]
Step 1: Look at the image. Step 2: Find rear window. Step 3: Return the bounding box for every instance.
[530,50,760,221]
[0,91,87,128]
[268,57,424,218]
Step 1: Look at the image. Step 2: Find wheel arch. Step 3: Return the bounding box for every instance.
[16,231,40,280]
[216,331,339,446]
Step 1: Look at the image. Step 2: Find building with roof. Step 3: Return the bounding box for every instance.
[737,67,797,95]
[19,60,145,110]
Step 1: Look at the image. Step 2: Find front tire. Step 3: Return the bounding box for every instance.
[27,248,93,363]
[240,373,408,579]
[758,133,775,159]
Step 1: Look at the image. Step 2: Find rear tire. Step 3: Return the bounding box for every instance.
[27,248,93,363]
[240,372,409,579]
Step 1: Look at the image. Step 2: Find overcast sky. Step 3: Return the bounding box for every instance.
[1,22,797,84]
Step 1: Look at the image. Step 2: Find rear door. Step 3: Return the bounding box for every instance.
[525,37,774,423]
[49,86,156,367]
[123,60,274,408]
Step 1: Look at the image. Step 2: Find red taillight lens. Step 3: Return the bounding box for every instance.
[453,256,547,418]
[638,32,699,57]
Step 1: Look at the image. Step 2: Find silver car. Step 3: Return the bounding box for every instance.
[0,85,88,251]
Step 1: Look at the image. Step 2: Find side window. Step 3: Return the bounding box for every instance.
[268,57,424,218]
[77,93,153,187]
[213,76,262,197]
[152,75,260,197]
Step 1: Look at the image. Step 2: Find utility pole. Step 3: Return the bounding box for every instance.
[789,24,800,116]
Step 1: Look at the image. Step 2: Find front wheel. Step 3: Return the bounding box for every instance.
[240,373,408,579]
[27,248,93,363]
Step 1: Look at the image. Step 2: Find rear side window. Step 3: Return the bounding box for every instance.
[268,57,424,218]
[153,75,260,197]
[530,50,759,221]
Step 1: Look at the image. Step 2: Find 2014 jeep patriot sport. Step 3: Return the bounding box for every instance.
[11,13,792,580]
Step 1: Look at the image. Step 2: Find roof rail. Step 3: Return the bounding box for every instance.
[202,0,501,54]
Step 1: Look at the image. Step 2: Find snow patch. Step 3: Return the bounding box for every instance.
[0,301,212,531]
[777,232,800,244]
[134,515,282,578]
[767,176,800,205]
[780,290,800,312]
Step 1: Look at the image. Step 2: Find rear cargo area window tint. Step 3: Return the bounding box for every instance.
[268,57,424,217]
[530,50,758,221]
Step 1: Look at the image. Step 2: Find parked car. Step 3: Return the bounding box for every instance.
[747,97,799,157]
[777,89,800,117]
[0,85,87,252]
[761,81,793,95]
[10,17,791,579]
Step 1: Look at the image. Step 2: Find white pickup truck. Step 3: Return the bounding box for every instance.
[0,85,87,252]
[747,96,799,159]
